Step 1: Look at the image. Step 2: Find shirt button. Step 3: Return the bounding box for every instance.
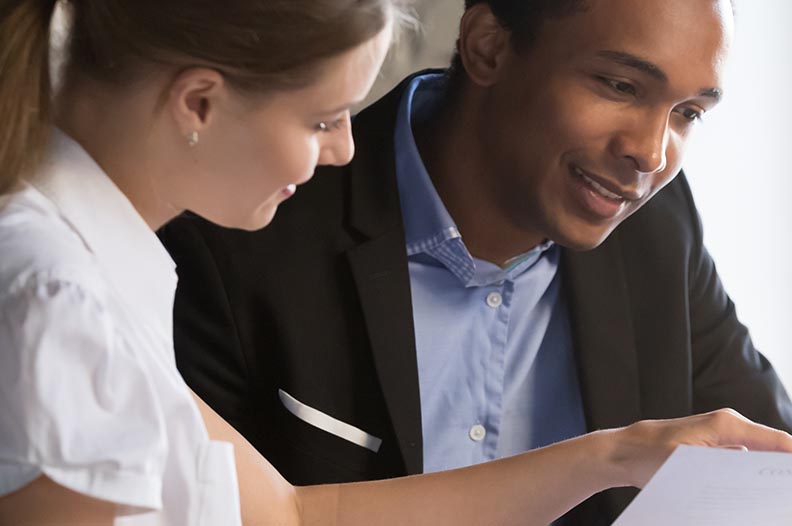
[485,292,503,308]
[469,424,487,442]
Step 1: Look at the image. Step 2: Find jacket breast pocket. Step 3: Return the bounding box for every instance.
[264,389,387,484]
[278,389,382,452]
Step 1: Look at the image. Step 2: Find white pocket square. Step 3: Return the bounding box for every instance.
[278,389,382,453]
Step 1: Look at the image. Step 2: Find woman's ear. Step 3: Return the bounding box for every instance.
[167,67,226,140]
[457,3,512,88]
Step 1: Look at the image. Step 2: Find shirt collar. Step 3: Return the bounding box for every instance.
[394,73,459,251]
[30,129,177,335]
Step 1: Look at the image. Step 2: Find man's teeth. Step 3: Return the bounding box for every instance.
[574,167,622,200]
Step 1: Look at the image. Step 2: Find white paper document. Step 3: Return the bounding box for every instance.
[611,445,792,526]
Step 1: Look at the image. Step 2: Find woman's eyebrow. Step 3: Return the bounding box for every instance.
[323,97,366,116]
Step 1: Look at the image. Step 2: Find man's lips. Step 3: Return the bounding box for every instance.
[570,164,644,202]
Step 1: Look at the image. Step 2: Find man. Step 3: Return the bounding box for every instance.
[159,0,792,523]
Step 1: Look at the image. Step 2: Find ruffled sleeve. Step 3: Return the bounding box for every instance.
[0,273,167,514]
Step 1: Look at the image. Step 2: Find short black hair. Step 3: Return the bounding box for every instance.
[446,0,587,91]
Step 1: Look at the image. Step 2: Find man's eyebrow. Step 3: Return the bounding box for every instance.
[597,50,668,82]
[699,87,722,102]
[597,50,723,101]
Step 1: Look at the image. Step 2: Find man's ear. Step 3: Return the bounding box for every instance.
[167,67,226,138]
[457,3,512,88]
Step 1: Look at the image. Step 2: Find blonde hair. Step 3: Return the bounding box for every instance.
[0,1,57,194]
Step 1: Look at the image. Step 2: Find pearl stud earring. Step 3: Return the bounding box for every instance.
[186,131,199,147]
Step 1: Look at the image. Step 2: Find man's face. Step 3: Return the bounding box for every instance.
[479,0,734,250]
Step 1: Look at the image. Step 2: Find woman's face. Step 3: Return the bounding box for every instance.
[176,21,393,231]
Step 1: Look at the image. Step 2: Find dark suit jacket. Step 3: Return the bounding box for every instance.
[159,73,792,525]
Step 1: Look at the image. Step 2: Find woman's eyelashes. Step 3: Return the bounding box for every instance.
[315,115,347,133]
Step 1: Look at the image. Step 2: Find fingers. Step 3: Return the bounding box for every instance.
[719,445,749,452]
[701,408,792,453]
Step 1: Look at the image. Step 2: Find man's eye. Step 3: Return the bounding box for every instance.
[679,108,704,122]
[607,79,637,95]
[602,78,637,96]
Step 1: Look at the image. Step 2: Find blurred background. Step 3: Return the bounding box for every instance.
[369,0,792,388]
[684,0,792,390]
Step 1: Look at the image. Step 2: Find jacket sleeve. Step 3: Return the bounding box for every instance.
[680,178,792,432]
[158,217,252,424]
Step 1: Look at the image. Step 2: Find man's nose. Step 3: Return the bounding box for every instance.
[612,111,670,174]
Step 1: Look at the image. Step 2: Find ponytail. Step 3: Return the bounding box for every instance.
[0,0,58,194]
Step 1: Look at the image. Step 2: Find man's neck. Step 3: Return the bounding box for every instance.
[412,91,546,267]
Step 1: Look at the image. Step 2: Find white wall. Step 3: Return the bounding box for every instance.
[684,0,792,389]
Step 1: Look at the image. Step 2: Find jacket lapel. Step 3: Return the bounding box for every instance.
[343,79,425,474]
[562,233,642,431]
[562,233,643,522]
[346,238,423,475]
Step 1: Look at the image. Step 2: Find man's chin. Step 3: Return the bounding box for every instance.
[552,225,616,252]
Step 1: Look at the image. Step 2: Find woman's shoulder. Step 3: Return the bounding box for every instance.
[0,183,105,302]
[0,185,171,513]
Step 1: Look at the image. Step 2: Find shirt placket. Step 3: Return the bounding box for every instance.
[478,280,512,460]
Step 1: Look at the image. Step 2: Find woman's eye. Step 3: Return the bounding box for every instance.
[315,117,345,133]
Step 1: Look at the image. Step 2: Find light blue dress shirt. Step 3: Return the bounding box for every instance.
[394,73,588,473]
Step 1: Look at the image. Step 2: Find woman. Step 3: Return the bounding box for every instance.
[0,0,790,525]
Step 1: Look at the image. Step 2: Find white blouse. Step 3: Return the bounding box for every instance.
[0,130,242,525]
